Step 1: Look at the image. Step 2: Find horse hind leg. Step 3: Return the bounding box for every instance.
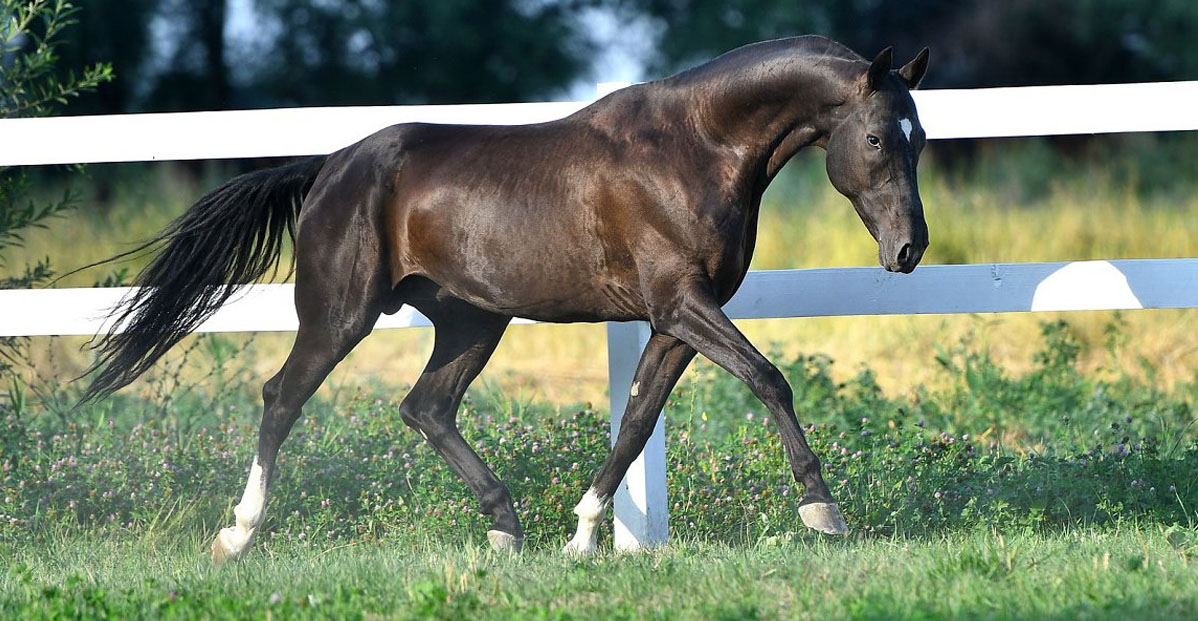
[210,317,379,563]
[212,189,390,563]
[397,297,520,551]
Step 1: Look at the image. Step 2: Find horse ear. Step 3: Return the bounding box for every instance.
[899,47,930,89]
[867,47,893,92]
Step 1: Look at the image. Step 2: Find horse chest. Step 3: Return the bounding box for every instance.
[686,201,760,301]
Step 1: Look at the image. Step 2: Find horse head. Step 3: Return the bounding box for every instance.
[825,47,930,273]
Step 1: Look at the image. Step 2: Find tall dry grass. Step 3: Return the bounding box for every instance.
[6,135,1197,406]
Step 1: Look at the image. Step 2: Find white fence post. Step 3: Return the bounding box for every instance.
[605,321,669,549]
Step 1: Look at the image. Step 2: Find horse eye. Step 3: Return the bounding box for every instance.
[867,135,881,148]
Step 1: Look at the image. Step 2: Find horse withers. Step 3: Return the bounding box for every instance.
[77,36,930,560]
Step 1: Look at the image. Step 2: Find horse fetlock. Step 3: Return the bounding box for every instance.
[233,503,264,529]
[562,488,609,556]
[573,488,610,520]
[798,501,849,536]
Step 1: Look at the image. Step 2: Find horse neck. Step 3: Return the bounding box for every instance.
[681,54,859,175]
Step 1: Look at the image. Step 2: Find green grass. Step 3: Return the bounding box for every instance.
[3,320,1198,618]
[4,529,1198,619]
[7,320,1198,544]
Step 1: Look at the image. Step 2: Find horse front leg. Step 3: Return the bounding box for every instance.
[651,279,848,536]
[564,332,696,555]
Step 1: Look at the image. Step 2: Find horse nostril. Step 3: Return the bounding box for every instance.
[897,243,913,265]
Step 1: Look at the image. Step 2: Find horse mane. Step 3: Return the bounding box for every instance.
[575,35,866,130]
[662,36,864,87]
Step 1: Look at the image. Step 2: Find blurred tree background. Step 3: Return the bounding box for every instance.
[56,0,600,112]
[631,0,1198,88]
[50,0,1198,115]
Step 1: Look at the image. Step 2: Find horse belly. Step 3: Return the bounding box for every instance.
[441,248,646,322]
[398,205,646,322]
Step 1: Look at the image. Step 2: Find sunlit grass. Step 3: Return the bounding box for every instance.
[5,323,1198,618]
[4,530,1197,619]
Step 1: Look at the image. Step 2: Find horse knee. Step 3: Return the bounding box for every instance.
[749,366,793,407]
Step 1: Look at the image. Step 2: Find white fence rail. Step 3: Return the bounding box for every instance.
[3,81,1198,166]
[5,259,1197,338]
[3,81,1197,549]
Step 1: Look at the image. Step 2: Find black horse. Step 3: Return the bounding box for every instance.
[79,36,930,560]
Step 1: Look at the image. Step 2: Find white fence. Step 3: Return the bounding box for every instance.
[5,81,1198,165]
[3,81,1197,549]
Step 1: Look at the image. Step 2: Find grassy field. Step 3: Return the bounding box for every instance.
[6,530,1198,619]
[3,321,1198,618]
[4,135,1198,406]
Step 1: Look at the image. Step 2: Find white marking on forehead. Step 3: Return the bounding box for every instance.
[899,118,913,143]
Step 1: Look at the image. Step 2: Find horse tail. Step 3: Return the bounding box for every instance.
[77,156,328,405]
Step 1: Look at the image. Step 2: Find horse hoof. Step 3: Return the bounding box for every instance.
[487,530,523,553]
[211,534,236,565]
[562,537,597,557]
[799,502,849,536]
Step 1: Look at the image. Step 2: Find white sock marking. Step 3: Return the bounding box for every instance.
[563,488,610,555]
[215,456,268,559]
[899,118,913,142]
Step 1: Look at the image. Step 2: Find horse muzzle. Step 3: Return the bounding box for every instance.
[879,237,926,274]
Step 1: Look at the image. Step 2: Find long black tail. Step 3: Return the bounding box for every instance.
[77,156,327,405]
